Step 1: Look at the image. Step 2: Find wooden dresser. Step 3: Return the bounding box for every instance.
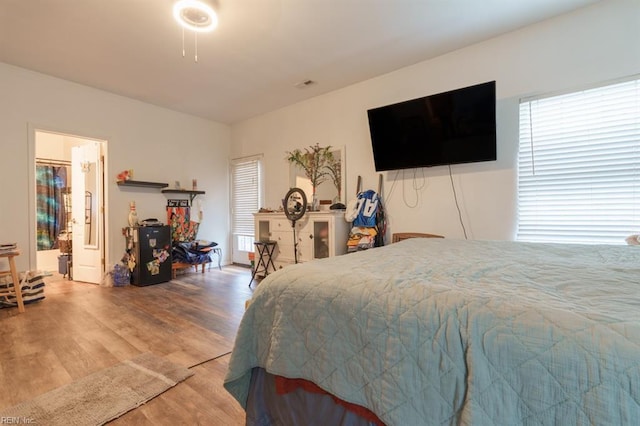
[254,211,350,270]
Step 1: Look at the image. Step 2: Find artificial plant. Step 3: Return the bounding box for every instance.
[285,143,333,198]
[324,150,341,201]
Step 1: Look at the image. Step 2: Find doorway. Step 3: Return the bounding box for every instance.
[230,155,263,265]
[33,130,108,284]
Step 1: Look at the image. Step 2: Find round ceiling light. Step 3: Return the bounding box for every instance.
[173,0,218,33]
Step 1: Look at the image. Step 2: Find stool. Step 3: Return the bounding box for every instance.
[250,241,277,286]
[0,249,25,313]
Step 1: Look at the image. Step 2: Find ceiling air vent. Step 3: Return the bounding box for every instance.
[294,79,316,89]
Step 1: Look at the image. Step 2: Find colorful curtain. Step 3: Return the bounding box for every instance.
[167,201,199,243]
[36,165,68,250]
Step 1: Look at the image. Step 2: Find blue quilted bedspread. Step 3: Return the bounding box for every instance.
[224,239,640,425]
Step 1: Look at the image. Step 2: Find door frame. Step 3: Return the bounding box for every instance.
[27,124,109,275]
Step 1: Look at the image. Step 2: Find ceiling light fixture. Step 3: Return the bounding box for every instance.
[173,0,218,32]
[173,0,218,62]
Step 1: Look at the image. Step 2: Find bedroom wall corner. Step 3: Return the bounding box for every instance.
[229,0,640,242]
[0,62,232,272]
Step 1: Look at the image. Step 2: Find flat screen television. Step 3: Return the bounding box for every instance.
[367,81,497,171]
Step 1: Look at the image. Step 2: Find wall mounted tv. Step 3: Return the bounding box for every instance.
[367,81,497,171]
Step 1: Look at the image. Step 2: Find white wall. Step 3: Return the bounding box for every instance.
[0,63,231,272]
[36,131,68,160]
[231,0,640,241]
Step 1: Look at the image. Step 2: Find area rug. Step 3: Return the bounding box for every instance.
[0,352,193,425]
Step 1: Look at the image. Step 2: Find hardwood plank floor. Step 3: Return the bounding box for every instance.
[0,265,254,424]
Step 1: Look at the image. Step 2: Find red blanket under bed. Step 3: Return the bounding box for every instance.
[275,375,385,426]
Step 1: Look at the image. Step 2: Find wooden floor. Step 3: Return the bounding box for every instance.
[0,265,255,425]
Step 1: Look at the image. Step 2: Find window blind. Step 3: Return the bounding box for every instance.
[517,78,640,244]
[231,157,261,236]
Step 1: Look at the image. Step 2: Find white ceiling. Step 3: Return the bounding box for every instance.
[0,0,598,124]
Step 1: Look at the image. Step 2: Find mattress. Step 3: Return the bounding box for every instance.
[224,239,640,425]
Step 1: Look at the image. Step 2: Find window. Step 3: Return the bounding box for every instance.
[517,77,640,244]
[231,155,262,263]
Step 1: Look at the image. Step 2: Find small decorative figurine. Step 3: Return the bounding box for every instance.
[128,201,139,227]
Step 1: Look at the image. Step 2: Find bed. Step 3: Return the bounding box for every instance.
[224,238,640,425]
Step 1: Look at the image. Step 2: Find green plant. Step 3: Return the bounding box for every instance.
[285,143,333,196]
[324,150,341,201]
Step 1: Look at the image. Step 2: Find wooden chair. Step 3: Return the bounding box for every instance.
[0,249,25,313]
[392,232,444,243]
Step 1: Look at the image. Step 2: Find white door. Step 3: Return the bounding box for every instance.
[231,156,262,265]
[71,143,104,283]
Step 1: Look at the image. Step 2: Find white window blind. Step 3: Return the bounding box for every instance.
[517,78,640,244]
[231,156,261,237]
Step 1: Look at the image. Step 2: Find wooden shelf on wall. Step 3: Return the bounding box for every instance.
[161,189,206,204]
[117,180,169,189]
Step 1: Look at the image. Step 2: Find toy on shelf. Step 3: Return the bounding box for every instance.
[116,169,133,183]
